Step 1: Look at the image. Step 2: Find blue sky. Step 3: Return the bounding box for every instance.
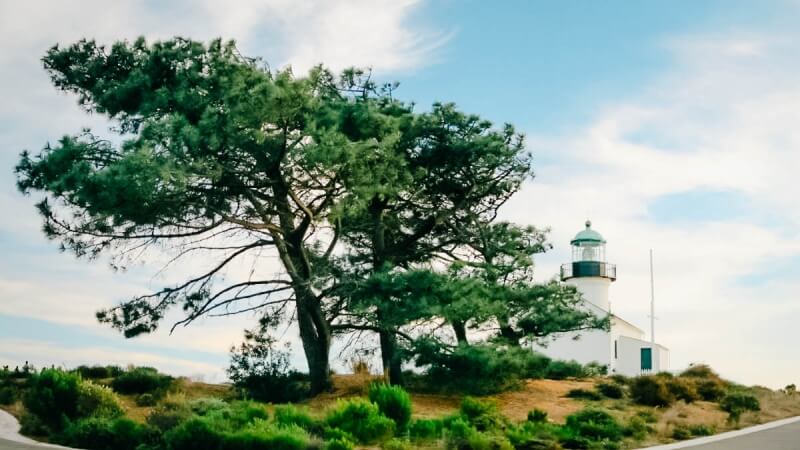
[2,0,800,387]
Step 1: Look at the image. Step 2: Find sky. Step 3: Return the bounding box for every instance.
[1,0,800,387]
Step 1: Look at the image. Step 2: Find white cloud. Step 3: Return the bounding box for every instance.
[505,27,800,388]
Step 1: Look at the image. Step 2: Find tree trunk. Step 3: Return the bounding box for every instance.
[452,321,469,345]
[379,329,404,385]
[296,295,332,394]
[498,317,521,346]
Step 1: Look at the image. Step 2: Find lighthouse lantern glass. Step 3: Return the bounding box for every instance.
[572,242,605,262]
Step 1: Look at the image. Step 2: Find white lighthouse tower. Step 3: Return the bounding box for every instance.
[534,220,670,375]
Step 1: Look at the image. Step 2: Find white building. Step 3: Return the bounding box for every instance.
[534,221,669,376]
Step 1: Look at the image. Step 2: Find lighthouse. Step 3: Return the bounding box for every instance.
[560,220,616,313]
[533,220,670,375]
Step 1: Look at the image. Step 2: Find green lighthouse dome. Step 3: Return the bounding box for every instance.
[570,220,606,246]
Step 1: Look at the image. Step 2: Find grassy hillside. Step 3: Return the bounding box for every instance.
[2,365,800,449]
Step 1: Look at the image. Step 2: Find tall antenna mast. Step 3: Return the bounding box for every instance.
[649,249,655,344]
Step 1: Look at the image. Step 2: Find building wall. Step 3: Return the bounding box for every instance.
[566,277,611,312]
[534,329,611,368]
[615,335,670,376]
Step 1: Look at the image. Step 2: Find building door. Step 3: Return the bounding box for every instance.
[640,348,653,372]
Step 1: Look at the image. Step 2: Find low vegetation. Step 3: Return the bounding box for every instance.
[0,363,797,449]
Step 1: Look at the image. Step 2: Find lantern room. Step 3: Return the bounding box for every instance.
[561,220,616,281]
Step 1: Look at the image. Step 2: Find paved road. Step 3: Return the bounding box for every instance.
[668,419,800,449]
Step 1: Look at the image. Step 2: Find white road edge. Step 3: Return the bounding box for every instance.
[636,415,800,449]
[0,409,69,448]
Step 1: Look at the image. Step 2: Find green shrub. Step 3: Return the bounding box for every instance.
[414,343,552,395]
[221,424,310,450]
[666,378,700,403]
[696,379,726,402]
[672,425,691,440]
[111,367,173,395]
[460,397,507,432]
[274,404,318,432]
[527,409,548,423]
[146,403,193,432]
[136,393,158,407]
[325,398,396,444]
[56,417,150,450]
[74,365,123,380]
[77,381,124,419]
[369,383,412,431]
[19,412,50,437]
[228,330,311,403]
[409,418,443,441]
[584,362,609,377]
[596,382,625,399]
[505,421,560,449]
[634,410,657,423]
[630,376,674,407]
[566,388,603,401]
[444,418,513,450]
[563,409,623,442]
[688,424,714,436]
[720,393,760,423]
[164,416,225,450]
[545,360,585,380]
[382,438,413,450]
[681,364,719,379]
[23,368,81,431]
[325,437,354,450]
[0,386,17,405]
[623,416,652,440]
[608,374,630,386]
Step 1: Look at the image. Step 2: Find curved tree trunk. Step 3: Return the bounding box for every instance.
[379,329,404,385]
[452,321,469,345]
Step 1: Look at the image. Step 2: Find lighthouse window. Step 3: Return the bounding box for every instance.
[614,340,618,359]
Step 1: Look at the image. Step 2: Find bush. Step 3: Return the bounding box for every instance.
[111,367,173,395]
[608,374,630,386]
[368,384,412,431]
[566,388,602,401]
[409,418,443,441]
[681,364,719,379]
[228,328,311,403]
[74,365,123,379]
[414,343,552,395]
[19,412,50,437]
[527,409,548,423]
[635,410,657,423]
[0,386,17,405]
[584,362,609,377]
[666,378,700,403]
[325,437,354,450]
[146,398,193,432]
[596,383,625,399]
[23,368,81,431]
[672,425,691,440]
[544,360,585,380]
[720,393,760,423]
[505,421,560,450]
[624,416,652,440]
[460,397,507,432]
[56,417,150,450]
[630,376,674,407]
[164,417,225,450]
[563,409,623,442]
[136,393,158,407]
[688,424,714,436]
[76,381,124,419]
[221,424,311,450]
[274,404,318,432]
[444,418,513,450]
[696,379,726,402]
[325,398,396,444]
[382,438,413,450]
